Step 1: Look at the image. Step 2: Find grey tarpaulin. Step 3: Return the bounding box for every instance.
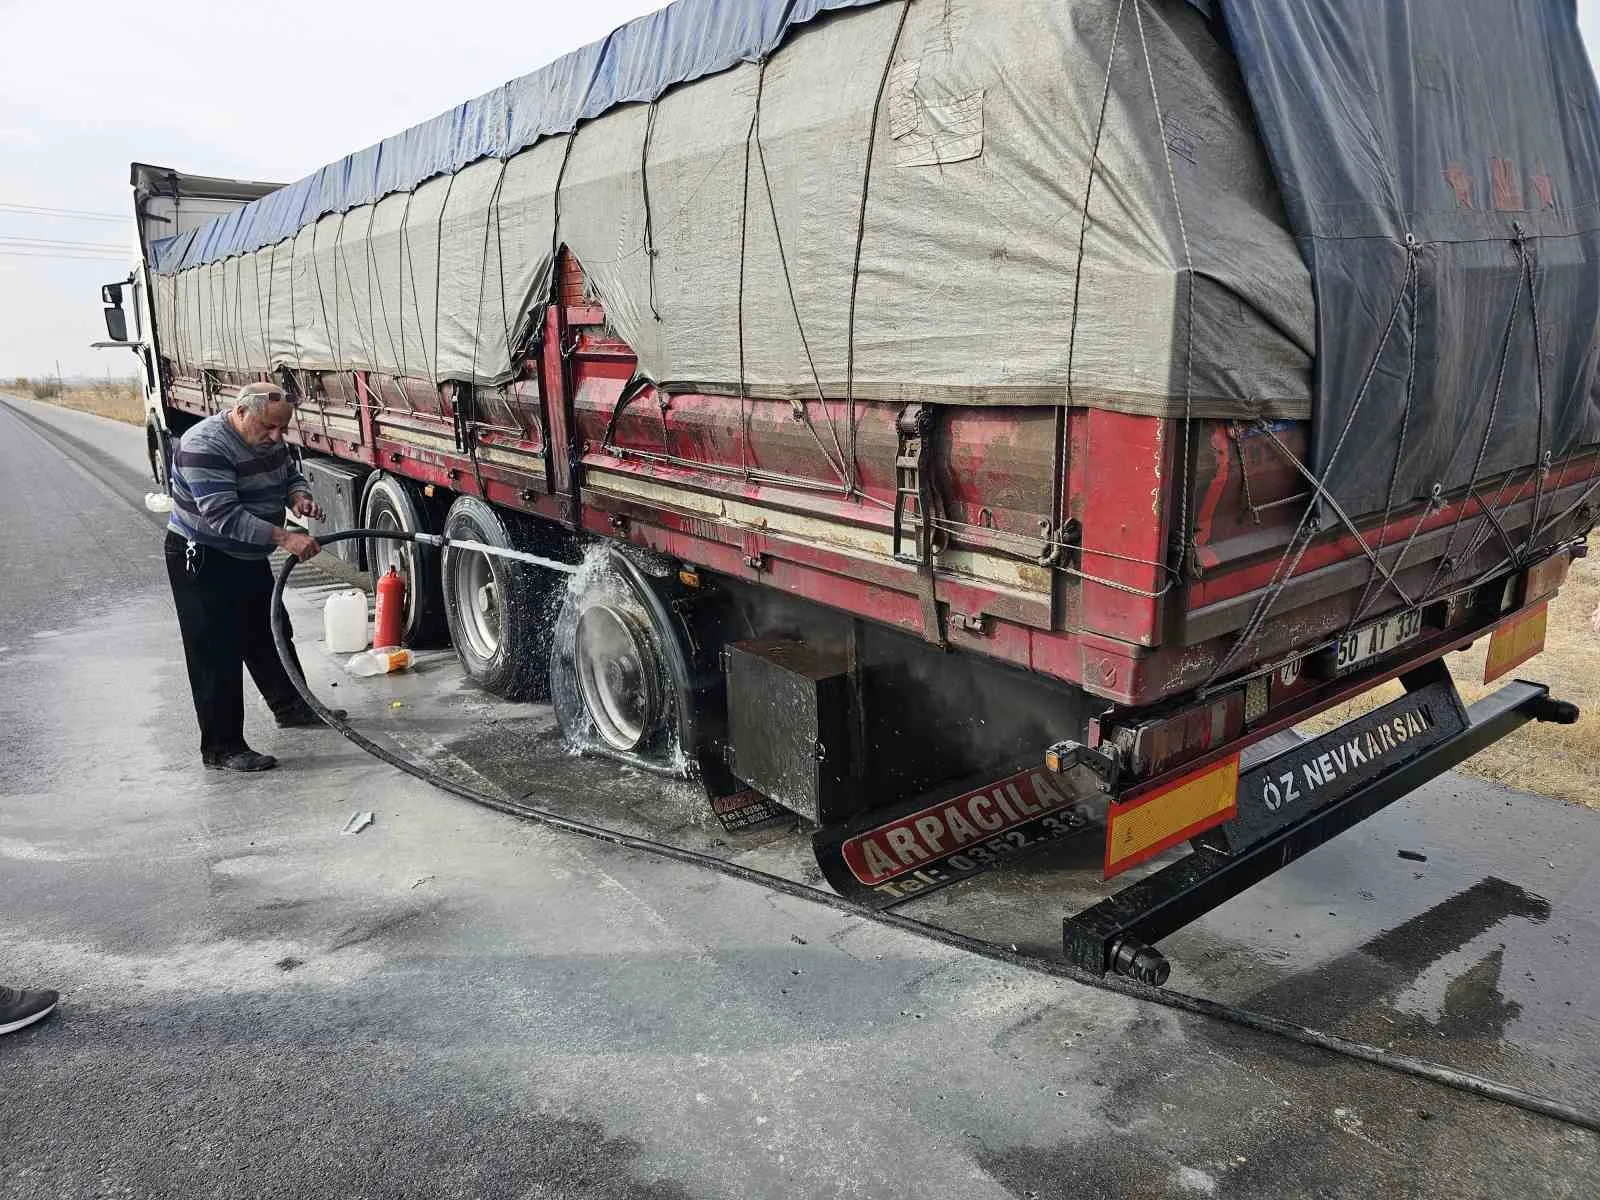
[1218,0,1600,514]
[149,0,885,274]
[149,0,1313,421]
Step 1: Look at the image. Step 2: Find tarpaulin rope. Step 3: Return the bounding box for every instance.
[310,215,354,406]
[454,161,514,501]
[1131,0,1198,578]
[751,55,854,491]
[335,213,376,382]
[253,250,271,384]
[287,214,308,397]
[640,102,663,325]
[611,88,892,513]
[390,191,419,382]
[549,130,579,312]
[296,226,339,442]
[1203,243,1418,686]
[470,160,512,392]
[492,153,520,395]
[1059,0,1194,605]
[1417,236,1531,604]
[1066,0,1126,409]
[843,0,914,498]
[1349,241,1423,628]
[262,242,276,388]
[1518,236,1552,560]
[224,253,247,377]
[1449,240,1554,579]
[429,173,459,388]
[736,96,758,482]
[1250,420,1418,609]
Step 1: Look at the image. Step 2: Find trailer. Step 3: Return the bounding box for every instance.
[99,0,1600,979]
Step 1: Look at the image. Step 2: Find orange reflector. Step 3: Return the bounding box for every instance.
[677,567,701,589]
[1104,754,1240,879]
[1484,602,1548,684]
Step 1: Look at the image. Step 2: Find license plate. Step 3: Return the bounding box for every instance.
[1206,679,1466,851]
[1328,609,1424,673]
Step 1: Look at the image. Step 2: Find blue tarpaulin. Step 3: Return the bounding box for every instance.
[150,0,885,275]
[1217,0,1600,513]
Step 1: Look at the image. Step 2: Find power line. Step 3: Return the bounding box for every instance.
[0,202,128,222]
[0,248,130,263]
[0,235,129,252]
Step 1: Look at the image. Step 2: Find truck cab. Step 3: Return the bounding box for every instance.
[97,163,282,487]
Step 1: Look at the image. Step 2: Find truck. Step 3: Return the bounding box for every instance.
[98,0,1599,982]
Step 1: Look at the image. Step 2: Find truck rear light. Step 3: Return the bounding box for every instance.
[1096,691,1246,781]
[1104,753,1240,878]
[1244,676,1270,725]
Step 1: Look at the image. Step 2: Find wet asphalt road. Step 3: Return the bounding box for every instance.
[1,394,1597,1199]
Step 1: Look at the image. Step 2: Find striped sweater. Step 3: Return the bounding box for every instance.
[166,413,310,559]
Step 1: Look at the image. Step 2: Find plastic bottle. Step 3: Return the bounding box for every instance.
[345,647,415,677]
[323,589,370,654]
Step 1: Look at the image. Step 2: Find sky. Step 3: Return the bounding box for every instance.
[2,0,1600,381]
[0,0,662,382]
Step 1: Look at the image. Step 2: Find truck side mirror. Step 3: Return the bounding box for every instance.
[101,281,127,343]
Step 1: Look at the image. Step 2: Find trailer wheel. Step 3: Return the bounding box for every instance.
[550,548,731,778]
[440,496,564,700]
[362,473,443,646]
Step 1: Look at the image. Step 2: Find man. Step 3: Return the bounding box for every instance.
[0,985,58,1036]
[165,381,339,772]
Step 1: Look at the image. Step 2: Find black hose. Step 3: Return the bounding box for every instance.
[272,531,1600,1136]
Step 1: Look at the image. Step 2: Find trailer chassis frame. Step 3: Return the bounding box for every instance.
[1062,660,1579,984]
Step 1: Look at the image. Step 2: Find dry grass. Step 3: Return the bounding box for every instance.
[1300,533,1600,808]
[31,381,145,425]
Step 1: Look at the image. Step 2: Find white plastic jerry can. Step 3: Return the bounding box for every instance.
[323,589,370,653]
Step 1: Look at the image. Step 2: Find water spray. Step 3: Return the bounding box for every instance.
[407,531,579,575]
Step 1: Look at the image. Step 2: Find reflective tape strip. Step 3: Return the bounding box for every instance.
[1105,754,1240,878]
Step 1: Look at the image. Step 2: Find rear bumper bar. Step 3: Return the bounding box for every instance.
[1062,667,1576,984]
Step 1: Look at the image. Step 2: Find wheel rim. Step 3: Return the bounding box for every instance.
[452,546,502,663]
[574,604,661,752]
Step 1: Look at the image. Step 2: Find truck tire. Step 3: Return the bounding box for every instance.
[148,422,172,493]
[440,496,565,700]
[362,473,444,647]
[550,547,730,779]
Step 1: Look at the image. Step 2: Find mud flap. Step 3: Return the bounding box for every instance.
[813,765,1104,909]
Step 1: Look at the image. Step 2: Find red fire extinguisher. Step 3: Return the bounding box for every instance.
[373,566,407,650]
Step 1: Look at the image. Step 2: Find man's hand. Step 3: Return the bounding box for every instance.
[273,526,321,561]
[290,492,325,522]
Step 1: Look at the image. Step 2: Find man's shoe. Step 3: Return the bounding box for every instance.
[275,705,346,728]
[203,749,278,772]
[0,985,59,1036]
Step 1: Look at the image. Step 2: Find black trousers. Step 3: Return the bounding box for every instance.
[164,532,306,755]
